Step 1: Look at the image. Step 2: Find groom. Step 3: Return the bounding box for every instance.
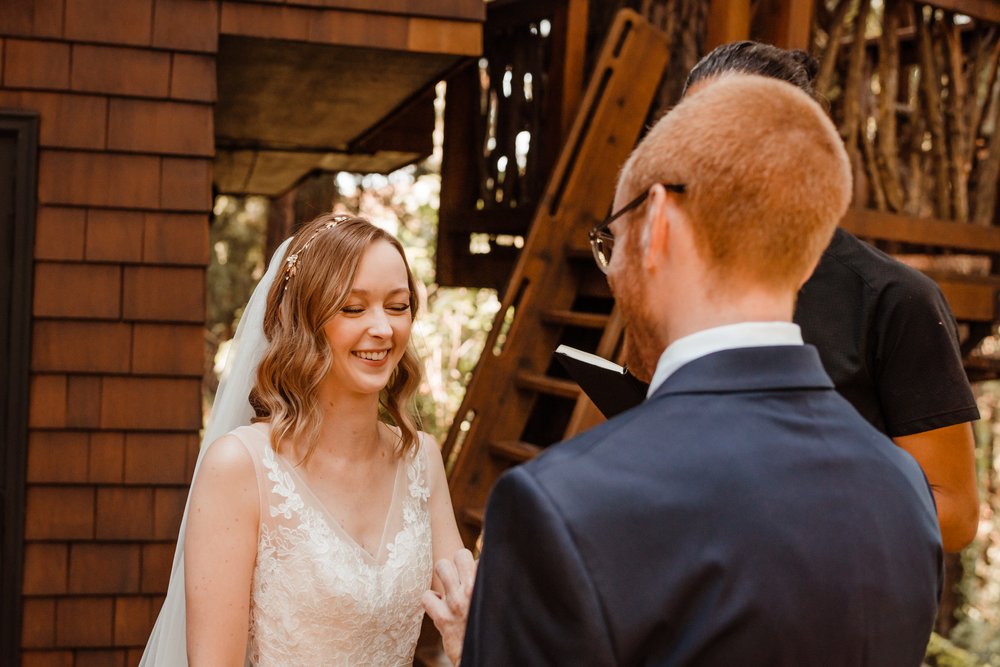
[426,75,942,666]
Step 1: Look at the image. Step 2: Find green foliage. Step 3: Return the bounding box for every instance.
[944,381,1000,666]
[926,632,985,667]
[204,195,268,405]
[207,196,268,341]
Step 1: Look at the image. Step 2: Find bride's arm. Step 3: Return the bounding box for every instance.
[424,433,466,591]
[184,435,260,666]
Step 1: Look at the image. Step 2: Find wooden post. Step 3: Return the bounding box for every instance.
[554,0,588,141]
[924,0,1000,24]
[752,0,815,50]
[706,0,751,50]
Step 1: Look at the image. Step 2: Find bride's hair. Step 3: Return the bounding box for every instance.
[249,213,422,461]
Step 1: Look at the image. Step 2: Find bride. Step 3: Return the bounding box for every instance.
[141,213,467,665]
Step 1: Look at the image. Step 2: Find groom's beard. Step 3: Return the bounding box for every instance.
[614,273,660,383]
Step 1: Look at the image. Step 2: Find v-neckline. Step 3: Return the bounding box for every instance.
[250,423,407,565]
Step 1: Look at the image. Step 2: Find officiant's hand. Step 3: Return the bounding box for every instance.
[422,548,477,666]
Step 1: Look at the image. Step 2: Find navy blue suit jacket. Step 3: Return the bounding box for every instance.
[462,345,942,667]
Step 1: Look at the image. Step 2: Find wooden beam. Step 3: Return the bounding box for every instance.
[408,16,482,56]
[707,0,751,50]
[751,0,815,50]
[923,0,1000,24]
[554,0,588,140]
[840,207,1000,254]
[282,0,486,22]
[933,277,1000,322]
[220,2,483,56]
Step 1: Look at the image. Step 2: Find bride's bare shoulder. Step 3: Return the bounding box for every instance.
[197,432,257,483]
[188,432,260,520]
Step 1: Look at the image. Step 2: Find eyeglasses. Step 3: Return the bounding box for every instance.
[588,183,686,273]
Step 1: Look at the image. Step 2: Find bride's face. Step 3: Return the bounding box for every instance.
[322,240,413,396]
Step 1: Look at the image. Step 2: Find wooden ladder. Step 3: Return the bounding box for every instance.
[440,9,670,548]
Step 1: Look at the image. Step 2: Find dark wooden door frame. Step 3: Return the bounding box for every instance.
[0,110,38,667]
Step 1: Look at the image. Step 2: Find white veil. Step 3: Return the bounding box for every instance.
[139,238,292,666]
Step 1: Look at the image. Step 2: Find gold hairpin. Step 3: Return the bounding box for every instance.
[283,216,351,289]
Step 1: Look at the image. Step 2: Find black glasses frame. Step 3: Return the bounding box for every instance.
[588,183,686,273]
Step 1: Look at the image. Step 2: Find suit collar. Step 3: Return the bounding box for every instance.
[647,322,804,397]
[649,345,834,398]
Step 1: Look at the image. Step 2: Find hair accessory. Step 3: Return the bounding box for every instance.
[283,215,351,289]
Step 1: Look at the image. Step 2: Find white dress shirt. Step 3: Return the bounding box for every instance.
[646,322,804,397]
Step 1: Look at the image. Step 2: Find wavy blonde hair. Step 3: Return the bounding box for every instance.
[249,213,422,462]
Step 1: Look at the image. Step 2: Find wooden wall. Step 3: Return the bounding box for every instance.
[0,1,214,664]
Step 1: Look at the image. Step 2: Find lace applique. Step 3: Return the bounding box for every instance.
[408,447,431,502]
[245,432,433,667]
[264,454,305,520]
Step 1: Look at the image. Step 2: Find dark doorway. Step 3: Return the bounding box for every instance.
[0,111,38,666]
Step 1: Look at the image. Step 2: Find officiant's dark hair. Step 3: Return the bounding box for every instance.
[683,41,824,106]
[249,213,422,462]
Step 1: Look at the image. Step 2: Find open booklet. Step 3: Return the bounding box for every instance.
[554,345,649,418]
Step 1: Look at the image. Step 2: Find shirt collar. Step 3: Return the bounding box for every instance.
[646,321,804,397]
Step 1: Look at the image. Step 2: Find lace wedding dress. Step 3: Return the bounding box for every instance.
[231,423,434,666]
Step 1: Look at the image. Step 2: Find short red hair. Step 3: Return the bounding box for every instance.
[620,74,851,292]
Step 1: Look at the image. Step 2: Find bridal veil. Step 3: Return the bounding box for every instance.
[139,238,291,666]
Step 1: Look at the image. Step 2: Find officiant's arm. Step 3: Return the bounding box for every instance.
[894,423,979,552]
[184,436,260,666]
[424,432,465,591]
[460,467,616,667]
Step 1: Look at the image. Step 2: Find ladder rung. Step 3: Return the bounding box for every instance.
[515,371,580,399]
[489,440,543,463]
[542,309,610,329]
[461,507,484,528]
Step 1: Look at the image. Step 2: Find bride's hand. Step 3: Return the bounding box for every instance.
[422,548,477,666]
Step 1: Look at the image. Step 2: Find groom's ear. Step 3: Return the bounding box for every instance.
[642,185,677,273]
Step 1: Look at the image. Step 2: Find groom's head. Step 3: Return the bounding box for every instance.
[606,74,851,379]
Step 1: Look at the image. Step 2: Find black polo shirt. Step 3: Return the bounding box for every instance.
[794,228,980,437]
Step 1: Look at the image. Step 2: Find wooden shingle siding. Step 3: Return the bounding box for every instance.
[0,92,108,150]
[123,433,197,485]
[38,152,163,209]
[5,0,213,655]
[32,321,133,373]
[23,487,95,541]
[123,267,205,322]
[70,45,172,98]
[4,39,70,88]
[54,597,114,647]
[68,544,141,595]
[33,263,123,320]
[160,156,212,210]
[34,207,87,261]
[142,213,210,265]
[151,0,220,52]
[22,543,69,596]
[99,377,202,430]
[84,210,145,263]
[169,54,216,102]
[131,323,205,375]
[26,432,91,485]
[63,0,155,47]
[0,0,64,39]
[107,99,214,156]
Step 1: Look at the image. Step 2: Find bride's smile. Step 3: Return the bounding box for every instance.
[322,239,413,396]
[352,349,391,362]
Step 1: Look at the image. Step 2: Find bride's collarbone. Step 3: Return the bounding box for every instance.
[291,445,402,552]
